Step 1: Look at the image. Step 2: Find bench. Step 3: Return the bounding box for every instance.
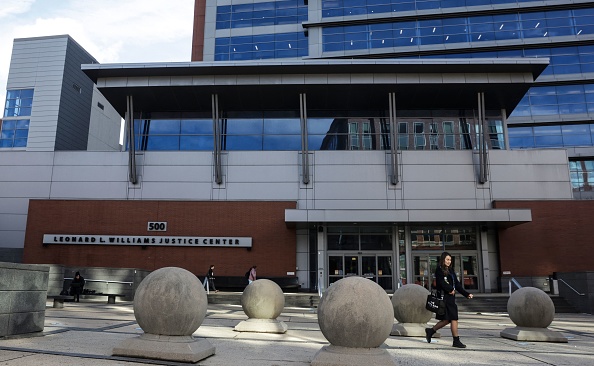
[83,293,127,304]
[49,295,74,308]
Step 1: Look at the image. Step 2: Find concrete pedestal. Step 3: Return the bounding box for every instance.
[500,326,568,343]
[311,345,396,366]
[391,323,441,338]
[234,318,288,333]
[112,334,215,362]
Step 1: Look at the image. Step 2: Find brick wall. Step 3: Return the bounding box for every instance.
[23,200,297,278]
[493,200,594,277]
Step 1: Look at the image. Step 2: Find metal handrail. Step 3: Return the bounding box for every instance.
[508,277,522,296]
[64,278,133,286]
[558,278,585,296]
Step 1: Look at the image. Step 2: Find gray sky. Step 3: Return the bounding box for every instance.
[0,0,195,97]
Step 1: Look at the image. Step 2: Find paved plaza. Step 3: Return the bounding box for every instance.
[0,296,593,365]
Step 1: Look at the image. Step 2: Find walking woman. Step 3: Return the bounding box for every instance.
[206,265,218,293]
[425,252,473,348]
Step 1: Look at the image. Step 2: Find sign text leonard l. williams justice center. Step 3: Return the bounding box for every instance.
[43,234,252,247]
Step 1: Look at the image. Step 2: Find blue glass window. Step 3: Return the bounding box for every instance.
[216,1,307,30]
[216,32,307,60]
[324,8,594,53]
[0,119,29,147]
[4,89,34,117]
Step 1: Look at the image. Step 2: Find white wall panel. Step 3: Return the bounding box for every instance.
[0,231,25,249]
[50,165,128,182]
[225,182,299,200]
[491,182,572,199]
[314,182,388,200]
[49,182,129,199]
[139,182,215,200]
[0,166,53,181]
[311,199,390,210]
[401,199,480,210]
[0,214,27,231]
[142,165,213,182]
[227,165,297,182]
[0,198,32,215]
[0,182,51,198]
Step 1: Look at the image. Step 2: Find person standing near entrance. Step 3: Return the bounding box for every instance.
[70,271,85,302]
[248,265,257,284]
[425,251,473,348]
[206,265,218,293]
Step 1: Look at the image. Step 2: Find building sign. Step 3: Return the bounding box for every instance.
[147,222,167,231]
[43,234,252,247]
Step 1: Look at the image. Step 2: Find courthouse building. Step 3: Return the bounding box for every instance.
[2,0,594,294]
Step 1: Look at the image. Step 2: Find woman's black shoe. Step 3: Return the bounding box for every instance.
[425,328,435,343]
[452,336,467,348]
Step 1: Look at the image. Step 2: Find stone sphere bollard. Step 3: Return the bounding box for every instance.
[507,287,554,328]
[500,286,567,343]
[134,267,208,335]
[318,277,393,348]
[235,279,287,333]
[392,284,432,324]
[112,267,215,362]
[241,279,285,319]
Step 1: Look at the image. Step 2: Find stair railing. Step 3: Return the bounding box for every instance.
[558,279,585,296]
[508,277,522,296]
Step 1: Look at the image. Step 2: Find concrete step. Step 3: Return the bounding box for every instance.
[457,295,579,313]
[206,292,578,313]
[206,292,320,308]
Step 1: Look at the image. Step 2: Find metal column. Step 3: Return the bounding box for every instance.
[477,92,488,184]
[212,94,223,185]
[125,95,137,185]
[389,92,399,185]
[300,93,310,185]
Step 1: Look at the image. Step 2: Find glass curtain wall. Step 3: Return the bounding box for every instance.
[132,111,504,151]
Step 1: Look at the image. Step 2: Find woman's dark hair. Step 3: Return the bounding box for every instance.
[210,265,214,268]
[75,271,80,277]
[439,252,451,275]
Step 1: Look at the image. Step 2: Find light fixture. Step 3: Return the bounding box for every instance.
[535,22,540,28]
[544,32,548,37]
[499,24,504,30]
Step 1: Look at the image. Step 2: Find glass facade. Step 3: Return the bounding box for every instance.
[509,123,594,149]
[216,0,307,29]
[215,32,308,60]
[322,8,594,52]
[133,114,503,151]
[569,159,594,192]
[2,89,33,148]
[322,0,540,18]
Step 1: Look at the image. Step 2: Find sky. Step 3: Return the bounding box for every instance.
[0,0,195,97]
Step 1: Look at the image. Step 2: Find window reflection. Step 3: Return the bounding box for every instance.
[322,8,594,52]
[133,113,505,151]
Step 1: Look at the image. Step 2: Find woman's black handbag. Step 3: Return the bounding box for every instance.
[426,290,445,316]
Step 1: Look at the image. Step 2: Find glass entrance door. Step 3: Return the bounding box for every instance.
[328,254,394,290]
[413,253,479,291]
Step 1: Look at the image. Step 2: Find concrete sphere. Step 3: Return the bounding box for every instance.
[241,279,285,319]
[508,287,555,328]
[134,267,208,336]
[392,284,432,323]
[318,277,393,348]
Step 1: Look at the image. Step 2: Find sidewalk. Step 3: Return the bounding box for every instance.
[0,299,593,365]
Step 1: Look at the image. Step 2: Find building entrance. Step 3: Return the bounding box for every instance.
[328,254,394,290]
[412,253,479,291]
